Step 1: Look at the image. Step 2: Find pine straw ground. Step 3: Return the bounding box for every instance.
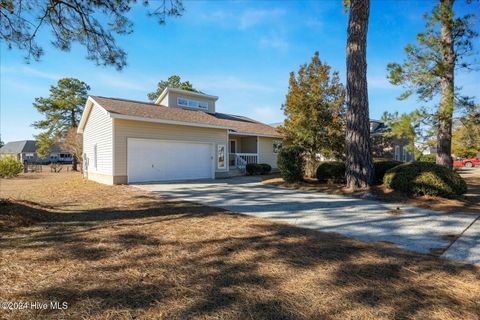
[0,171,479,320]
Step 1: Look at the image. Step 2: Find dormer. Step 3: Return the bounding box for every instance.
[155,87,218,113]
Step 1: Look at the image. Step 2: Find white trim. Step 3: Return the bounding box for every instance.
[112,119,116,176]
[109,113,235,130]
[126,138,215,184]
[155,87,219,105]
[77,96,110,133]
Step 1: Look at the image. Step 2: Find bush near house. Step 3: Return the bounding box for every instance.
[418,154,436,163]
[373,160,403,184]
[316,161,345,183]
[278,146,305,182]
[0,156,23,178]
[315,159,402,184]
[383,162,467,197]
[246,163,272,175]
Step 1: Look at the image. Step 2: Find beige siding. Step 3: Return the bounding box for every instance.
[113,119,228,177]
[258,137,280,168]
[83,104,114,181]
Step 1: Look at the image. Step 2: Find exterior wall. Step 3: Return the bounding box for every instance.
[83,104,114,184]
[238,137,257,153]
[113,119,229,181]
[258,137,281,168]
[166,91,216,113]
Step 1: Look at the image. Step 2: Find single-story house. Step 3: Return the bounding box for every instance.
[77,87,283,185]
[0,140,73,164]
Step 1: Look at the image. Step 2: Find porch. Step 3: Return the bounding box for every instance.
[228,134,258,172]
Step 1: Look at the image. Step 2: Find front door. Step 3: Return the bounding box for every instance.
[229,140,236,166]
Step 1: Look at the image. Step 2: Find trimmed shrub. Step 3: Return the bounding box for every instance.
[246,163,272,175]
[278,146,305,182]
[418,154,436,163]
[246,163,261,175]
[383,162,467,197]
[0,156,23,178]
[316,161,345,183]
[259,163,272,175]
[373,160,402,184]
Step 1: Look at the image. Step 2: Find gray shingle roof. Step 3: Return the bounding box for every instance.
[0,140,66,154]
[91,96,282,138]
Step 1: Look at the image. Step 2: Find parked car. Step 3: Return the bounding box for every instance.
[453,158,480,168]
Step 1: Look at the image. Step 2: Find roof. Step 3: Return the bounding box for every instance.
[155,87,218,105]
[0,140,66,154]
[90,96,282,138]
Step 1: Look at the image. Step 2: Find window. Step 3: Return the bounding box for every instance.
[273,140,282,153]
[217,144,226,169]
[177,97,208,110]
[25,153,34,159]
[394,145,400,161]
[402,148,407,162]
[94,144,98,169]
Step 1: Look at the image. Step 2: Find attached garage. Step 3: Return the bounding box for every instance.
[127,138,214,183]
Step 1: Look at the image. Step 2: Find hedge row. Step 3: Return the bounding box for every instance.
[315,160,402,184]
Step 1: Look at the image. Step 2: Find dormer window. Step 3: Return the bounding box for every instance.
[177,97,208,110]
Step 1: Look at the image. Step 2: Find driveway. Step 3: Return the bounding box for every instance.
[134,177,480,265]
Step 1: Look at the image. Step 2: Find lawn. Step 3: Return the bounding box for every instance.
[1,171,479,319]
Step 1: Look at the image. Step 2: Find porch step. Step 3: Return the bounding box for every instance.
[228,168,245,177]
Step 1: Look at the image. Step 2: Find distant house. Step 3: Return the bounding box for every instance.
[370,119,413,162]
[0,140,73,164]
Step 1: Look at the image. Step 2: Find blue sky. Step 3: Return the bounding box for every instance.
[1,0,479,142]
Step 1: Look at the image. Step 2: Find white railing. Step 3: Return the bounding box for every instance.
[231,153,258,171]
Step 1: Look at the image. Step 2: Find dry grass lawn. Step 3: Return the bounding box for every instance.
[1,170,479,319]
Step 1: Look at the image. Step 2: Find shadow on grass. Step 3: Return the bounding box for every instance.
[1,199,479,319]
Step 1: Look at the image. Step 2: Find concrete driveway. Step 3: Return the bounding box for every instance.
[134,176,480,265]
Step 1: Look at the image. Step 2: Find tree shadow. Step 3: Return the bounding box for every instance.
[1,199,479,319]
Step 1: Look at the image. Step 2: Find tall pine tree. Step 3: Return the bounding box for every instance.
[387,0,478,168]
[345,0,374,190]
[33,78,90,171]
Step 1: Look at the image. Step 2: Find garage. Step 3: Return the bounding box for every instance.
[127,138,214,183]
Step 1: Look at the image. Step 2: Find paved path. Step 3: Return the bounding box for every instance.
[134,177,480,265]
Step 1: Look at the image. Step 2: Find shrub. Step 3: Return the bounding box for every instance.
[0,156,23,178]
[246,163,272,175]
[373,160,402,184]
[316,161,345,183]
[383,162,467,197]
[278,146,305,182]
[259,163,272,175]
[417,154,436,163]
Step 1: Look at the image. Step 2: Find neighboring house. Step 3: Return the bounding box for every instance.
[0,140,73,164]
[370,119,413,162]
[77,87,283,185]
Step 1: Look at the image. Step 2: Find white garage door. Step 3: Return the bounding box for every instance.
[127,138,214,183]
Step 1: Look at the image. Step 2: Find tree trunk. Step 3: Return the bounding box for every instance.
[345,0,374,190]
[72,155,78,171]
[436,0,455,169]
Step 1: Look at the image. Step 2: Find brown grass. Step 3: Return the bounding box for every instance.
[262,168,480,214]
[1,171,479,319]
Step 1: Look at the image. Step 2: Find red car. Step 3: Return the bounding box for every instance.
[453,158,480,168]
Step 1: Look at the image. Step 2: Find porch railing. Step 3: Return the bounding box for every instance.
[230,153,258,171]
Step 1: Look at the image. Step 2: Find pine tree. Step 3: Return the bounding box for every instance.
[387,0,478,168]
[281,52,346,176]
[147,75,200,101]
[345,0,374,190]
[33,78,90,171]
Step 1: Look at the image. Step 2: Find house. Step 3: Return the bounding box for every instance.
[77,87,283,185]
[0,140,73,164]
[370,119,413,162]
